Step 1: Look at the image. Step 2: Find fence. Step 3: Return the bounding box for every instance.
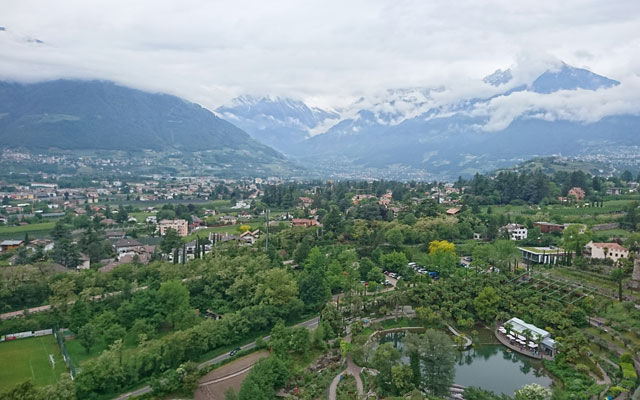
[0,328,52,342]
[54,327,77,380]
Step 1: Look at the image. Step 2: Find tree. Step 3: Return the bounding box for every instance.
[298,268,330,311]
[463,387,506,400]
[621,201,639,231]
[372,342,402,391]
[381,251,408,275]
[561,225,591,258]
[78,323,98,354]
[514,383,551,400]
[158,280,191,328]
[293,239,312,264]
[238,356,289,400]
[386,228,405,249]
[367,266,384,284]
[50,223,81,269]
[103,323,126,345]
[323,205,343,234]
[160,228,183,254]
[254,268,299,308]
[474,287,500,323]
[429,240,456,255]
[392,364,415,394]
[69,301,91,333]
[13,246,31,265]
[49,278,76,320]
[405,330,456,396]
[610,266,625,302]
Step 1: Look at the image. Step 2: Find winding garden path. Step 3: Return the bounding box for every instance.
[446,324,472,349]
[327,357,364,400]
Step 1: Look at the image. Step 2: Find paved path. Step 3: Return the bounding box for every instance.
[328,356,364,400]
[113,316,319,400]
[446,324,472,349]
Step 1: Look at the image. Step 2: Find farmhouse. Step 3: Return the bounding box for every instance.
[584,241,629,263]
[0,240,24,252]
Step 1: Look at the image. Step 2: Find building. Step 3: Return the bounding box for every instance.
[157,219,188,237]
[446,208,460,215]
[533,222,565,234]
[518,246,570,264]
[501,223,528,241]
[567,187,585,201]
[502,317,557,357]
[584,241,629,263]
[26,239,54,252]
[292,218,319,228]
[220,215,238,225]
[0,240,24,252]
[113,239,143,255]
[240,229,261,245]
[299,197,313,208]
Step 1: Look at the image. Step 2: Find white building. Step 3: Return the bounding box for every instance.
[518,247,570,264]
[503,317,557,356]
[502,223,528,241]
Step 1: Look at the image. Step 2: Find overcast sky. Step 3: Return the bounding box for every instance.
[2,0,640,114]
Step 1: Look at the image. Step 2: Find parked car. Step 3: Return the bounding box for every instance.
[230,347,241,356]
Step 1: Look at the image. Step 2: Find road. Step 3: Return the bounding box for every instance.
[112,316,319,400]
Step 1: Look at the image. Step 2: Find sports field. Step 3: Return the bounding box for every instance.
[0,335,68,388]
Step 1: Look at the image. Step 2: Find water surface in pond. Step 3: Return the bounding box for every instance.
[379,331,553,396]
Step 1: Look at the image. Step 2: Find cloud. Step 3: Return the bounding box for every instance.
[0,0,639,121]
[470,77,640,131]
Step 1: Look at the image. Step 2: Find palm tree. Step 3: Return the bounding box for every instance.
[535,334,544,357]
[522,328,532,344]
[504,322,513,337]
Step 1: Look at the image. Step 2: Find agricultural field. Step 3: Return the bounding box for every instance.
[0,221,56,239]
[0,336,68,388]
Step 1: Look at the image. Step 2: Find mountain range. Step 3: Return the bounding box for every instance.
[0,63,637,180]
[218,63,638,180]
[0,80,296,177]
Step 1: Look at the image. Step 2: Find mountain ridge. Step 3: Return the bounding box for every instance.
[0,79,300,177]
[218,63,636,180]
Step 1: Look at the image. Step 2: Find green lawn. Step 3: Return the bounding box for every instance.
[0,335,68,388]
[0,222,56,239]
[185,223,260,241]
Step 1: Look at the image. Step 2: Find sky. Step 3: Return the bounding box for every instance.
[2,0,640,118]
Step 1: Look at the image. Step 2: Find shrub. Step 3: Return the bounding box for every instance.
[620,353,633,363]
[621,362,637,380]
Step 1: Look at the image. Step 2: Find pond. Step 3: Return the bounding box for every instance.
[378,331,553,396]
